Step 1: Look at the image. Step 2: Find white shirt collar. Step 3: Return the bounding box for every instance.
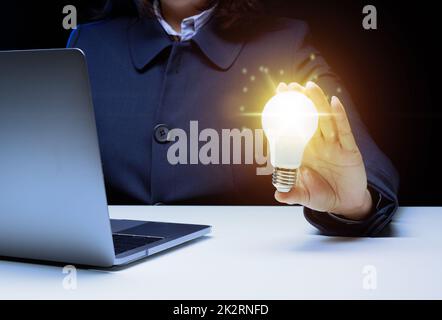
[153,0,215,41]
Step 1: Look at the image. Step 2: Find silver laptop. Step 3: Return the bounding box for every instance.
[0,49,211,268]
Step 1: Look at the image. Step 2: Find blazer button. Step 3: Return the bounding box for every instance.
[153,124,170,144]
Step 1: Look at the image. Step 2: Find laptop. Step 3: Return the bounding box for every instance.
[0,49,211,268]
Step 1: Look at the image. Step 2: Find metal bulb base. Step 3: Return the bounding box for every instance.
[272,167,298,193]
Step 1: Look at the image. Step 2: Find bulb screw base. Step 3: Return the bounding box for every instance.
[273,167,298,193]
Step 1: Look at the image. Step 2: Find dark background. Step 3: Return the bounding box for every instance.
[0,0,439,206]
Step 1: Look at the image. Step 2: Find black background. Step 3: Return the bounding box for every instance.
[0,0,439,206]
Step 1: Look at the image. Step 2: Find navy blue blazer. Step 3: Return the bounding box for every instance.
[68,16,399,236]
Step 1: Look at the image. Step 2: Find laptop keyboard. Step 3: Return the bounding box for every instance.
[112,233,163,255]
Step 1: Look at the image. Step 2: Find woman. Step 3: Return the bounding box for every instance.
[68,0,399,236]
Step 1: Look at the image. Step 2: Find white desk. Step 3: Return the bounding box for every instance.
[0,206,441,299]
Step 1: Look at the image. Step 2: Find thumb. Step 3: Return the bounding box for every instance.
[274,167,311,206]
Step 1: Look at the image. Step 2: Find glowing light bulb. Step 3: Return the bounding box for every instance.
[262,91,319,193]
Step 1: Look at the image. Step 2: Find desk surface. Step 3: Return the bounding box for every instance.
[0,206,441,299]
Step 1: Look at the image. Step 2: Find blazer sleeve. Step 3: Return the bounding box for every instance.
[66,26,81,48]
[290,23,400,237]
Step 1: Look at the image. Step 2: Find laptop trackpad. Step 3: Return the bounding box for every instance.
[110,219,148,233]
[111,219,205,238]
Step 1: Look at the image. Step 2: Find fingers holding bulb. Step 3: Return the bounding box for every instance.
[274,167,311,206]
[274,166,338,213]
[276,82,289,93]
[276,82,305,94]
[331,96,359,152]
[287,82,305,92]
[305,81,337,143]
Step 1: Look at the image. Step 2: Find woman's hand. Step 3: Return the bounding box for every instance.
[274,81,373,221]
